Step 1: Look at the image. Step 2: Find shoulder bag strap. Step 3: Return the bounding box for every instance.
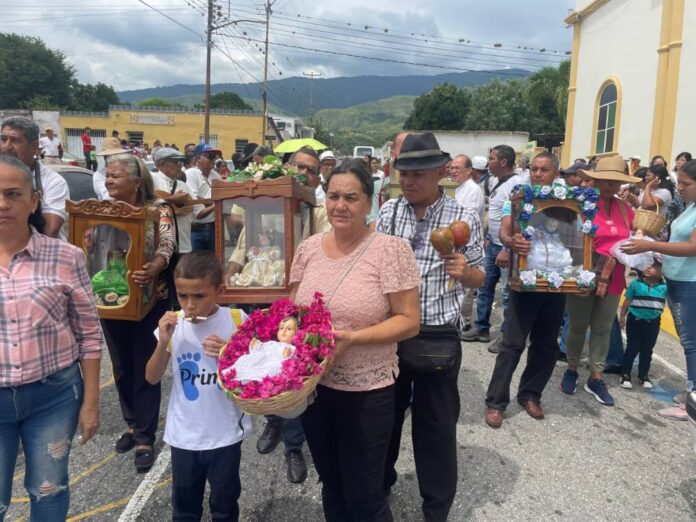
[390,195,404,236]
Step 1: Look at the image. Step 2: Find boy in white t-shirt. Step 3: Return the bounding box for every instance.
[146,252,251,521]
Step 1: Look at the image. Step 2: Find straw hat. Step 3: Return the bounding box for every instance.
[98,137,130,157]
[579,155,640,183]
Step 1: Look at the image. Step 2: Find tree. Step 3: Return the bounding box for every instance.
[403,83,470,130]
[0,33,75,109]
[209,91,253,111]
[463,79,531,132]
[71,82,119,112]
[524,60,570,127]
[137,98,181,108]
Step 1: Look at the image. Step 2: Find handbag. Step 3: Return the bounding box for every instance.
[397,324,461,374]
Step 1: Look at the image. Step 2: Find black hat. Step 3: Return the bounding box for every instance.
[394,132,451,171]
[561,161,590,176]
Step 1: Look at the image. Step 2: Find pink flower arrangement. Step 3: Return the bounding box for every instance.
[217,293,334,400]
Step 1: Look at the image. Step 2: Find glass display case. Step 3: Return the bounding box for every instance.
[510,198,595,294]
[212,177,317,304]
[67,199,160,320]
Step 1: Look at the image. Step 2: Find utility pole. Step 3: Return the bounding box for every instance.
[204,0,213,142]
[261,0,273,145]
[303,71,321,115]
[203,2,268,145]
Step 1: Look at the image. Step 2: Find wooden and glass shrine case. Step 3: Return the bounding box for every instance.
[67,199,160,320]
[509,198,595,294]
[212,177,317,304]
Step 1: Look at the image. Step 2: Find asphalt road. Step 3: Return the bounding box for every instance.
[6,304,696,521]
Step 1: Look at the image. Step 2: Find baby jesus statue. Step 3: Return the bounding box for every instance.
[526,217,574,273]
[230,316,298,383]
[229,229,285,287]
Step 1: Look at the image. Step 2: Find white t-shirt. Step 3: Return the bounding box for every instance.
[39,136,61,157]
[38,163,69,240]
[638,188,673,217]
[487,173,522,245]
[367,177,384,224]
[156,307,252,451]
[152,170,196,253]
[93,167,110,200]
[185,168,220,224]
[455,178,485,221]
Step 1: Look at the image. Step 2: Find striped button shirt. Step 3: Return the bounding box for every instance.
[377,193,484,330]
[0,230,104,387]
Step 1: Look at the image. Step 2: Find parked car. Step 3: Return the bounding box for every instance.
[49,164,97,201]
[44,151,87,169]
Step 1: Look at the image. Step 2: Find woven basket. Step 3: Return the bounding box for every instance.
[634,202,666,237]
[217,342,329,417]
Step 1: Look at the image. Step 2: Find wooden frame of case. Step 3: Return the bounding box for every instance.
[509,198,595,294]
[212,177,317,304]
[67,199,161,320]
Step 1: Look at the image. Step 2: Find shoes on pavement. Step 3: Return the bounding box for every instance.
[673,391,687,405]
[285,449,308,483]
[584,378,615,406]
[134,446,155,473]
[560,369,578,395]
[256,422,282,454]
[461,328,490,343]
[557,351,568,362]
[658,404,687,421]
[619,374,633,389]
[639,376,654,389]
[462,322,472,333]
[484,407,503,429]
[115,431,136,453]
[603,365,622,375]
[518,400,544,420]
[487,336,502,354]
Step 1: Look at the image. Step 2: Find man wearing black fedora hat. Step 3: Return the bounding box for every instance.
[378,132,484,521]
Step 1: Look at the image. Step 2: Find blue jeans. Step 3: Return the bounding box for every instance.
[266,415,305,452]
[605,316,625,368]
[191,223,215,252]
[475,240,509,332]
[666,279,696,391]
[0,363,83,521]
[559,309,569,353]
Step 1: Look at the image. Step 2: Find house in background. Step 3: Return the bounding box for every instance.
[562,0,694,167]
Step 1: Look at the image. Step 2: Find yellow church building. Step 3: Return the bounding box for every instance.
[562,0,694,167]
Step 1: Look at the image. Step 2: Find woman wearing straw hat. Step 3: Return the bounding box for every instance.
[560,156,639,406]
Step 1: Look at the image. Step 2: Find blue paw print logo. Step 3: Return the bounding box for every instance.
[177,352,202,401]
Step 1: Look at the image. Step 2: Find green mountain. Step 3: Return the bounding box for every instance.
[312,96,415,154]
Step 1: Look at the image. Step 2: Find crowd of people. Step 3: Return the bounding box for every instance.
[1,114,695,522]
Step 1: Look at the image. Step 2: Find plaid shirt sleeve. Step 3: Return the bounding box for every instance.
[67,247,106,360]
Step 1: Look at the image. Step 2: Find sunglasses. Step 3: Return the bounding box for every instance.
[410,220,429,251]
[295,162,318,176]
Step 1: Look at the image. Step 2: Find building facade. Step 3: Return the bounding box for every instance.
[562,0,694,167]
[59,105,267,159]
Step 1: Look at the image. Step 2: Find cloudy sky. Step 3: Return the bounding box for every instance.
[2,0,575,92]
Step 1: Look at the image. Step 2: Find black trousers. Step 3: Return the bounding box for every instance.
[486,290,565,411]
[302,384,395,522]
[171,442,242,522]
[101,299,167,446]
[622,314,661,378]
[384,342,462,522]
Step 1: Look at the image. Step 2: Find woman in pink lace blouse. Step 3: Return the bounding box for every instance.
[290,158,420,521]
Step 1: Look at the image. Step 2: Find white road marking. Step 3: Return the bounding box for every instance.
[117,445,170,522]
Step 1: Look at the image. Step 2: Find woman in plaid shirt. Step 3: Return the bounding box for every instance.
[0,155,104,521]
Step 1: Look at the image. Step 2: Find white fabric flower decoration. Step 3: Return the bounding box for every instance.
[523,203,535,213]
[553,178,567,187]
[548,272,564,289]
[540,186,552,196]
[520,270,537,287]
[583,200,596,211]
[553,185,568,199]
[580,220,594,234]
[576,270,596,287]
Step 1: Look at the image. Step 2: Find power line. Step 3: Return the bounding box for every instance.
[134,0,204,41]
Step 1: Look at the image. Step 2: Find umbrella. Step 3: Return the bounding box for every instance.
[274,138,327,154]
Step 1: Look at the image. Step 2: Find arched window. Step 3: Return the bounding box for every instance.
[595,83,617,154]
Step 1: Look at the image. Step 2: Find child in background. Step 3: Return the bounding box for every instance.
[146,252,251,521]
[619,256,667,390]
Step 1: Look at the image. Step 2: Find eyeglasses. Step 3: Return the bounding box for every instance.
[295,162,318,175]
[410,220,429,251]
